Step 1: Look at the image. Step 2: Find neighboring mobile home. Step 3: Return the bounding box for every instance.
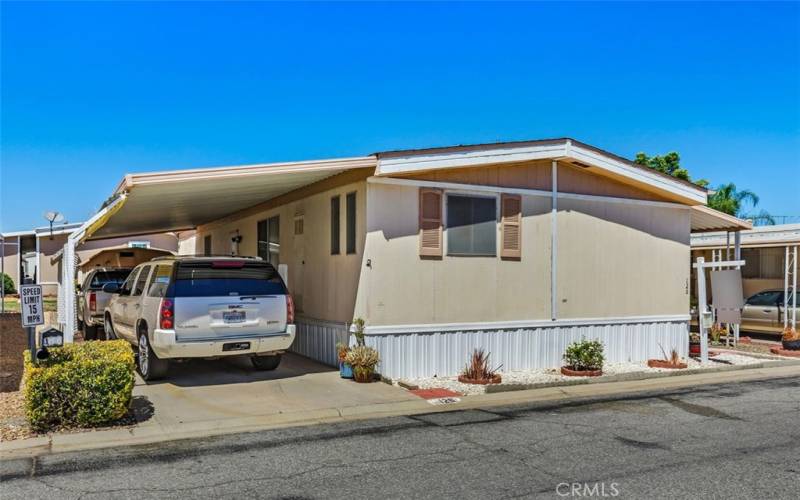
[60,138,747,379]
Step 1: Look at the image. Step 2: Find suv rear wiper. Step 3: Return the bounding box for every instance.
[238,295,275,300]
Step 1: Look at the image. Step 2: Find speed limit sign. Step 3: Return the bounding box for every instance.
[20,284,44,327]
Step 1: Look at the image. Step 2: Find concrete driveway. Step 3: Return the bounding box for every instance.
[134,353,418,428]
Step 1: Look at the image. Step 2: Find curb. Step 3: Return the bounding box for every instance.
[484,358,800,394]
[2,362,800,462]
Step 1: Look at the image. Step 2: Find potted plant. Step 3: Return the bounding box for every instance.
[457,349,502,385]
[709,323,726,345]
[561,339,604,377]
[689,332,701,357]
[647,346,687,369]
[345,345,380,383]
[336,342,353,379]
[782,326,800,351]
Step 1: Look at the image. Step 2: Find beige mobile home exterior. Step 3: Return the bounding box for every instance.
[62,138,747,379]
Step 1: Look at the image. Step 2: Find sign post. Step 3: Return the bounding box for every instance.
[20,284,45,362]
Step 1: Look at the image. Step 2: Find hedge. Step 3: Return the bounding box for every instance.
[23,340,135,431]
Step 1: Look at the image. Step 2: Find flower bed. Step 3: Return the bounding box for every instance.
[403,352,776,396]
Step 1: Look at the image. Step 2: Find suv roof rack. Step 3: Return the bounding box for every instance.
[150,254,264,261]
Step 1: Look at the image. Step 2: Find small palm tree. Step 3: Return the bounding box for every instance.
[707,183,760,217]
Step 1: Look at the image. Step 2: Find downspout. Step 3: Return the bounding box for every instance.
[551,159,558,321]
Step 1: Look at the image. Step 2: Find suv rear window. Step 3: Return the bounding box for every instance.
[173,261,286,297]
[89,270,131,289]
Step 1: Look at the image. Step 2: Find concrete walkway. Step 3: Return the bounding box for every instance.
[2,361,800,460]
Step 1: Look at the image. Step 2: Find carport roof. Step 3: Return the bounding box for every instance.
[690,205,753,233]
[89,156,376,239]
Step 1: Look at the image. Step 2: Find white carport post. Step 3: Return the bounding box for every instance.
[59,194,128,342]
[785,245,798,331]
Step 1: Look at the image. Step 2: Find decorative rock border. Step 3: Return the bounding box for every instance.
[560,366,603,377]
[770,347,800,358]
[647,359,688,369]
[457,374,502,385]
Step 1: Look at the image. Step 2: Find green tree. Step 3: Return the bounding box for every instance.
[634,151,709,187]
[2,272,15,295]
[706,183,760,217]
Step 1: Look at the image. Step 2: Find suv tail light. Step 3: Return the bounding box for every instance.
[286,294,295,324]
[89,292,96,312]
[160,299,174,329]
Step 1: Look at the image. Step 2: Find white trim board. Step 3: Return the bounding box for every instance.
[376,140,706,204]
[364,314,691,335]
[367,176,689,210]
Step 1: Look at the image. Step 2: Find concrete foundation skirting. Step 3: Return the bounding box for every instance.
[366,320,690,380]
[291,317,349,367]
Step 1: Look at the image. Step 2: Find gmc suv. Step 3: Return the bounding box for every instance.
[103,256,296,380]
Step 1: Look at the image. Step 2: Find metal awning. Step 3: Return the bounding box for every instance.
[90,156,376,239]
[690,205,752,233]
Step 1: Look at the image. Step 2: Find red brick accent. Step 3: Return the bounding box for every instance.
[410,388,462,399]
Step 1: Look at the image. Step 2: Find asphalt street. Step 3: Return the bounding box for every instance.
[2,376,799,500]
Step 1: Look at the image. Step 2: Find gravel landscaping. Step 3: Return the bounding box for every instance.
[404,351,782,396]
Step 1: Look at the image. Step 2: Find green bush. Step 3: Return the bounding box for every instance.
[23,340,135,431]
[563,339,605,371]
[2,272,15,295]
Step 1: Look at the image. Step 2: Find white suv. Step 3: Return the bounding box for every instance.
[103,256,296,380]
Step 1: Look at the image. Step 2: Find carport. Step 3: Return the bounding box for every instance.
[57,155,376,342]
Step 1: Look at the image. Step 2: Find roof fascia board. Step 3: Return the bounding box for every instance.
[115,156,376,194]
[377,140,707,205]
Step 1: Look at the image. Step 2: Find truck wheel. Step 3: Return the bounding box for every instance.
[251,354,281,371]
[137,331,169,381]
[84,324,99,341]
[104,315,118,340]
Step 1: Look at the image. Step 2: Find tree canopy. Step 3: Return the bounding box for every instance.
[634,151,770,222]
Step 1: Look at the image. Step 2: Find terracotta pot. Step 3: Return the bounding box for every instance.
[560,366,602,377]
[647,359,688,369]
[457,374,502,385]
[352,365,375,383]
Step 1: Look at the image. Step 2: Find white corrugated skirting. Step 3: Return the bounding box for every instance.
[291,317,349,367]
[366,320,689,380]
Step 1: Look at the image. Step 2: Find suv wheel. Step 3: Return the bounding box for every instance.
[251,354,281,371]
[137,331,169,381]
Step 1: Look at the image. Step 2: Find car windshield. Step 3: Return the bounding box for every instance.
[89,270,131,289]
[172,261,286,297]
[746,290,782,306]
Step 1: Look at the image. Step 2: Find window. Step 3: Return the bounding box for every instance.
[173,261,286,297]
[745,290,782,306]
[132,266,152,296]
[257,216,280,266]
[147,265,173,297]
[119,269,139,296]
[446,195,497,256]
[331,195,341,255]
[88,270,130,290]
[128,240,151,249]
[346,192,356,254]
[204,235,212,256]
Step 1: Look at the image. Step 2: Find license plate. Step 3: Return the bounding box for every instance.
[223,311,246,323]
[223,342,251,352]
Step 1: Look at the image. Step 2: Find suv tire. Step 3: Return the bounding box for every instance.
[137,331,169,381]
[84,323,99,341]
[251,354,281,371]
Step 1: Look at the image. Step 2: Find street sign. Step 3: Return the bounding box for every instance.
[20,284,44,327]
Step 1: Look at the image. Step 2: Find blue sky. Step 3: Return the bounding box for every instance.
[1,1,798,231]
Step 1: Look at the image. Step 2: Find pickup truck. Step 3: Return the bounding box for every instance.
[77,267,132,340]
[103,256,295,380]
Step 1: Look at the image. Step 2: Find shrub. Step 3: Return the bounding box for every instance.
[23,340,135,431]
[460,348,500,381]
[563,339,604,371]
[345,345,380,369]
[2,272,15,295]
